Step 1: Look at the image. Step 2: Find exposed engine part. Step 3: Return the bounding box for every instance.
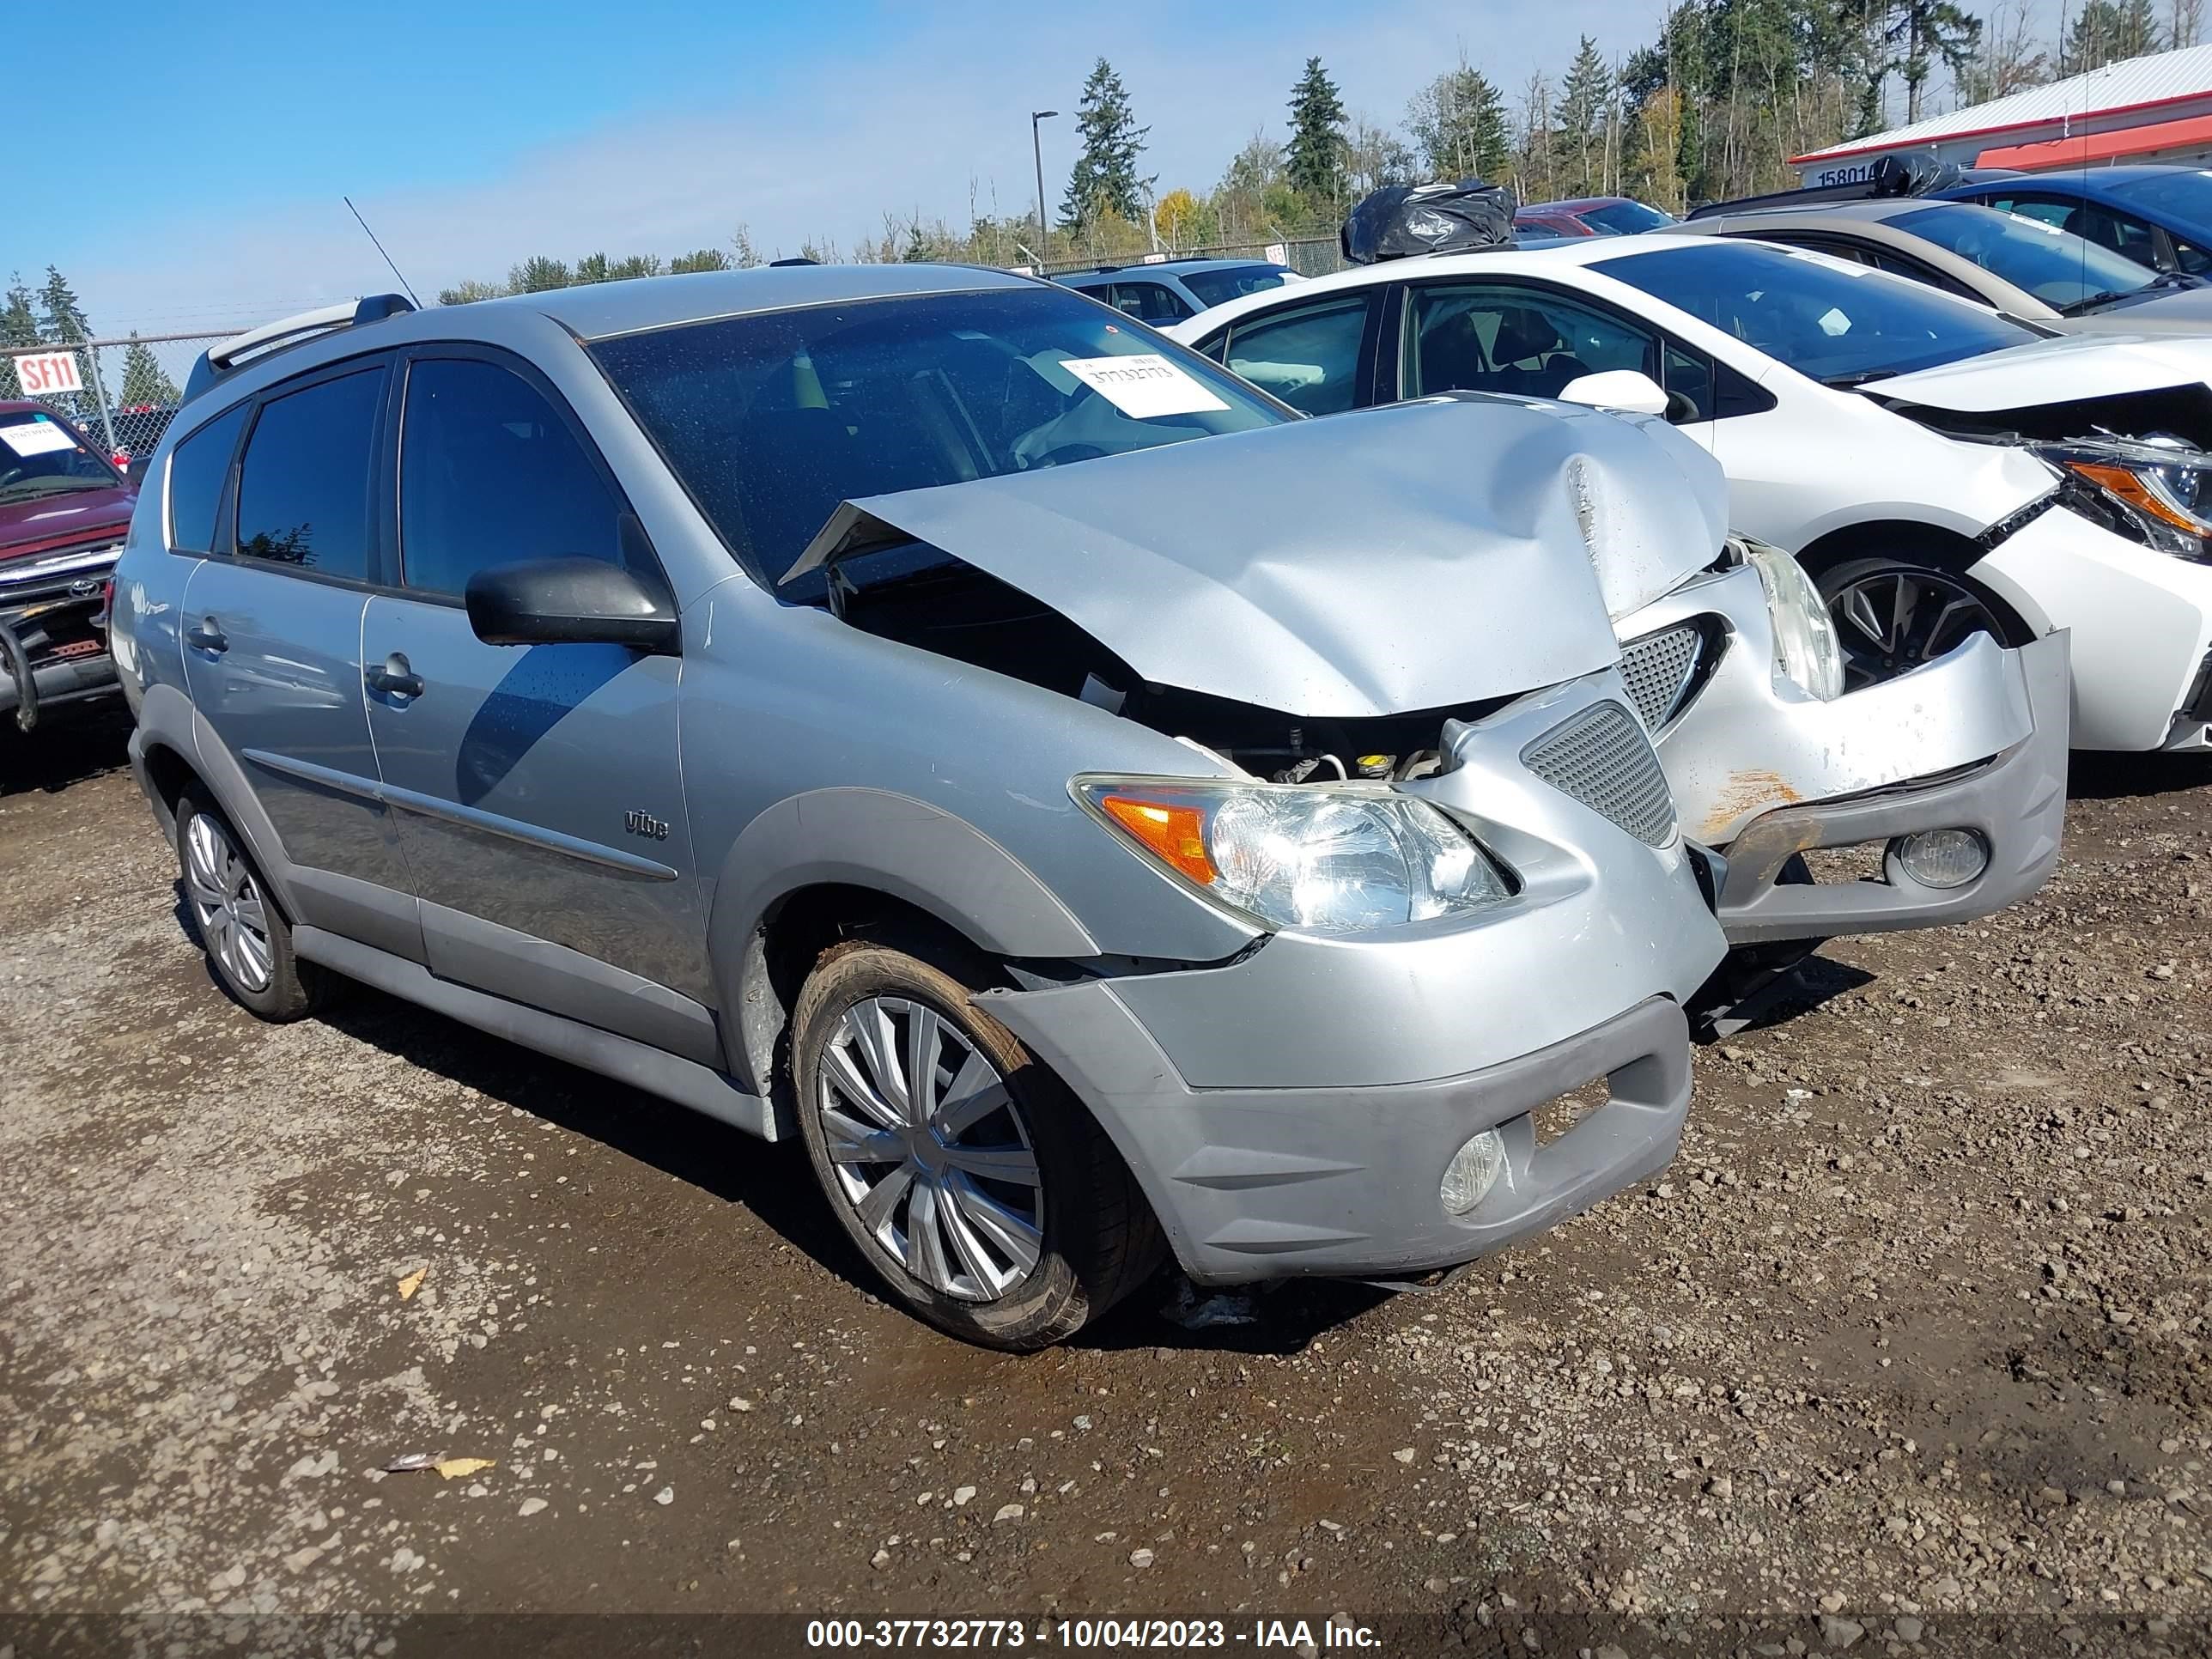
[822,542,1494,781]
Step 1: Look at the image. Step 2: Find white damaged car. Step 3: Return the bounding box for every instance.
[1170,233,2209,757]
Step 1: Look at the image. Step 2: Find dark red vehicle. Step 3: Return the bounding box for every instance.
[0,401,136,732]
[1512,196,1678,238]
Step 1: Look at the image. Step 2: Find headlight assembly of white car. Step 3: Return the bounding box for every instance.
[2037,434,2212,563]
[1736,536,1846,700]
[1074,777,1514,933]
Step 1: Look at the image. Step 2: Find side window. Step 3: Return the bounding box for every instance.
[2057,203,2159,264]
[1193,330,1230,364]
[1865,249,1982,301]
[1109,283,1192,324]
[398,357,628,598]
[2171,234,2212,276]
[164,401,249,555]
[1405,282,1659,403]
[1661,342,1715,422]
[234,366,385,580]
[1223,297,1371,415]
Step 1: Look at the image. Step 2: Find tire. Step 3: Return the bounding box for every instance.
[1814,553,2034,692]
[175,788,324,1022]
[790,930,1164,1350]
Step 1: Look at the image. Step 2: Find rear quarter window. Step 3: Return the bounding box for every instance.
[165,403,250,555]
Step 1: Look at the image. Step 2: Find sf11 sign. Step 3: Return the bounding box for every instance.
[13,351,84,397]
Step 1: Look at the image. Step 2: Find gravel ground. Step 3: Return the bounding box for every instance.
[2,709,2208,1659]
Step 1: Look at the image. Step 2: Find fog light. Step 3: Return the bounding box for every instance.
[1440,1128,1507,1215]
[1890,829,1989,890]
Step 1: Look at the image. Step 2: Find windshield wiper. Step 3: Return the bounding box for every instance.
[2059,287,2145,316]
[0,476,109,503]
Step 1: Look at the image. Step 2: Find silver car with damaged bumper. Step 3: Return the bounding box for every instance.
[111,268,1725,1349]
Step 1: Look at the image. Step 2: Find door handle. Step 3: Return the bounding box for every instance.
[366,653,425,700]
[185,618,228,655]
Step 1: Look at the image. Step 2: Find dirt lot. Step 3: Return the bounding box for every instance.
[2,708,2209,1658]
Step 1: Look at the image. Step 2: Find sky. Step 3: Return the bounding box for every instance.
[17,0,2056,337]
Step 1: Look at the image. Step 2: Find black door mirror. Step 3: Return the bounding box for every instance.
[464,558,679,653]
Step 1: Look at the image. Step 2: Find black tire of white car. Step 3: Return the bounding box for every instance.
[791,931,1164,1350]
[1815,553,2034,689]
[175,789,325,1023]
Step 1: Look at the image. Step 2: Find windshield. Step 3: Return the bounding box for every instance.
[0,410,119,501]
[1890,204,2158,310]
[591,284,1286,588]
[2106,168,2212,219]
[1178,263,1298,309]
[1581,200,1675,234]
[1593,240,2037,384]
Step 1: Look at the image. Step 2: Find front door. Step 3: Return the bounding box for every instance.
[177,359,422,961]
[359,349,713,1063]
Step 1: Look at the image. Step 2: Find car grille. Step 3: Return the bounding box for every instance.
[1521,701,1676,848]
[1617,622,1708,732]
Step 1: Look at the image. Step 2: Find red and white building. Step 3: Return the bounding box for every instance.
[1793,43,2212,185]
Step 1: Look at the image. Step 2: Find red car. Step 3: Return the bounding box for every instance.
[0,401,137,732]
[1513,196,1678,238]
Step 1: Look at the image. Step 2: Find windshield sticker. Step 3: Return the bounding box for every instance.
[0,420,80,458]
[1059,354,1230,419]
[1817,307,1853,337]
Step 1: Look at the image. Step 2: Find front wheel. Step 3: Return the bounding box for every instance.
[1815,555,2033,691]
[790,934,1163,1350]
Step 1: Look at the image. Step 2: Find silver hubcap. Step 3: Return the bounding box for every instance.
[185,813,274,994]
[1829,568,2001,691]
[817,996,1043,1303]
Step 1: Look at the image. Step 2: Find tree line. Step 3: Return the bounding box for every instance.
[434,4,2205,300]
[3,264,183,410]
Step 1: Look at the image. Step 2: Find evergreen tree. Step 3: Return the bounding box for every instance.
[118,335,181,405]
[2063,0,2162,70]
[38,265,90,344]
[435,279,504,306]
[573,252,617,284]
[1285,57,1349,207]
[1554,36,1613,196]
[507,255,574,292]
[1060,58,1152,232]
[1407,63,1511,180]
[0,275,36,400]
[670,248,732,273]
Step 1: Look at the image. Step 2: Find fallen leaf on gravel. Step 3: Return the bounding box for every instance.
[397,1267,427,1302]
[435,1458,495,1481]
[382,1454,438,1473]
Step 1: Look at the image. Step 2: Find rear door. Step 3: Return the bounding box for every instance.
[1217,291,1383,414]
[177,357,422,960]
[358,346,714,1062]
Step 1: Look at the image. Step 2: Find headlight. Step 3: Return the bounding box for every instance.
[1737,536,1845,700]
[2036,434,2212,562]
[1074,777,1513,934]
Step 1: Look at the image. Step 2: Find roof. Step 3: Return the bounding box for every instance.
[515,261,1033,340]
[1978,112,2212,168]
[1794,42,2212,165]
[1060,257,1289,280]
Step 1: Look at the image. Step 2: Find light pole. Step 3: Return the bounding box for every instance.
[1030,110,1059,260]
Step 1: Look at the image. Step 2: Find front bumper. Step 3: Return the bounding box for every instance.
[984,668,1724,1285]
[986,982,1690,1285]
[1,544,122,730]
[1717,631,2070,943]
[1966,501,2212,751]
[1619,563,2067,944]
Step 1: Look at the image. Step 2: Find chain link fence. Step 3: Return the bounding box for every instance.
[1037,234,1346,280]
[3,331,241,463]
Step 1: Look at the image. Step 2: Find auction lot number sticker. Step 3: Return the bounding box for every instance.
[1060,354,1230,419]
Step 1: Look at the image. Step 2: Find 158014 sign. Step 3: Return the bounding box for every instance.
[12,350,84,396]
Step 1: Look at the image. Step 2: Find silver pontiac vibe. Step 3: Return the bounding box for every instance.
[110,267,1727,1349]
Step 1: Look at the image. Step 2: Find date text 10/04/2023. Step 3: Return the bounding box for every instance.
[804,1618,1385,1650]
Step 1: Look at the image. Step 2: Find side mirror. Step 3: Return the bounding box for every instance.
[465,558,679,653]
[125,456,151,487]
[1556,369,1672,417]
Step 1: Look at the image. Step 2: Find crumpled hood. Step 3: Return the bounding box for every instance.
[1869,331,2212,413]
[787,397,1722,718]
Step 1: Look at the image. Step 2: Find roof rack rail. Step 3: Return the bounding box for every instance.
[181,294,416,405]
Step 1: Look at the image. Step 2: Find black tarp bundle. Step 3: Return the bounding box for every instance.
[1341,179,1518,264]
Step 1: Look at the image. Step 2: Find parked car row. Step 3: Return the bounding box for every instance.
[90,175,2205,1350]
